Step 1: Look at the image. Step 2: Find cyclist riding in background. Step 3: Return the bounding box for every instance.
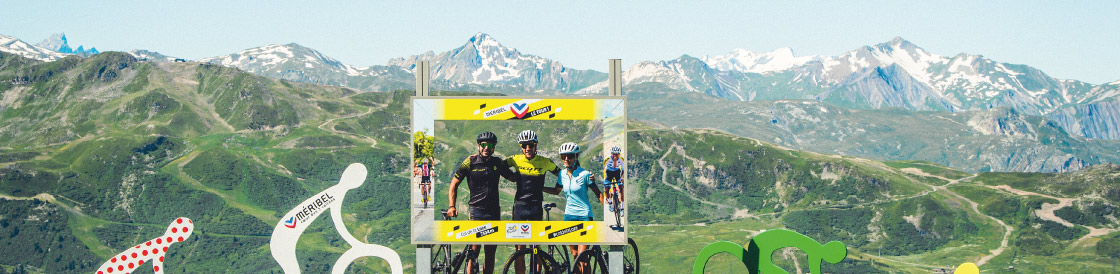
[603,145,626,211]
[554,142,604,273]
[505,130,562,274]
[417,158,433,207]
[448,131,520,274]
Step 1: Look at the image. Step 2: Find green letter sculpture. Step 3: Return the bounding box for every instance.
[692,229,847,274]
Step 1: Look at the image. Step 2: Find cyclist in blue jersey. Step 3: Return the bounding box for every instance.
[554,142,603,273]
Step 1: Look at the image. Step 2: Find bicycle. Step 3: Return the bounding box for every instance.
[572,238,640,274]
[420,181,432,208]
[501,203,568,274]
[432,209,481,274]
[604,178,624,231]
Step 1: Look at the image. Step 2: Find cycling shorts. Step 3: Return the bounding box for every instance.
[512,201,542,221]
[605,170,623,185]
[469,207,500,221]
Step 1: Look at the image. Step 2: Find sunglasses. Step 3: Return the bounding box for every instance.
[520,143,537,149]
[479,142,495,149]
[560,154,576,160]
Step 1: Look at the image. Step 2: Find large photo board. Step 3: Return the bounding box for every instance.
[411,97,627,245]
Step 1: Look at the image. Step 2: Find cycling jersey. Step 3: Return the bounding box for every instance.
[453,155,518,220]
[505,154,560,220]
[418,163,432,183]
[556,166,594,219]
[603,156,625,184]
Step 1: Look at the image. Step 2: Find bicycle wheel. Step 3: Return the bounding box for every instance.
[502,247,561,274]
[573,249,608,274]
[452,246,481,274]
[546,245,571,274]
[432,245,453,274]
[624,238,640,274]
[612,191,623,229]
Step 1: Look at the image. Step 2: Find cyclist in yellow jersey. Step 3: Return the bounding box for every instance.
[506,130,561,274]
[505,130,562,221]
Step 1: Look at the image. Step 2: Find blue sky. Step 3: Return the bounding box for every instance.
[2,1,1118,84]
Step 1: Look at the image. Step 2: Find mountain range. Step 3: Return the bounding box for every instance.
[1,52,1118,272]
[1,32,1118,172]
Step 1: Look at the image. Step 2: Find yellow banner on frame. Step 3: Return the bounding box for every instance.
[435,220,608,244]
[440,99,598,120]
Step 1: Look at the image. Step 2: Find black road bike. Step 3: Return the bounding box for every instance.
[605,179,624,231]
[432,209,481,274]
[572,238,639,274]
[501,203,569,274]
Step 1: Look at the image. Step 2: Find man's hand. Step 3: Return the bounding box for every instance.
[448,207,458,218]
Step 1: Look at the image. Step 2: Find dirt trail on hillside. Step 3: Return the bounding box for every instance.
[987,185,1076,227]
[317,106,379,147]
[657,142,751,218]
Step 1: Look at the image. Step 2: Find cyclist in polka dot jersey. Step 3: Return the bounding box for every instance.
[95,217,193,274]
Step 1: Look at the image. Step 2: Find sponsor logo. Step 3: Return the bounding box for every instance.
[284,216,298,228]
[483,106,508,118]
[505,223,531,239]
[546,223,587,239]
[476,227,499,238]
[294,193,335,225]
[455,223,494,239]
[510,103,529,118]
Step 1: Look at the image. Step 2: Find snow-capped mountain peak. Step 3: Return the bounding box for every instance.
[0,34,68,61]
[200,43,358,74]
[36,33,70,52]
[824,37,945,85]
[702,47,822,74]
[468,32,502,48]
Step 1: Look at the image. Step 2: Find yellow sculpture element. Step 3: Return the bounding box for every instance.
[953,263,979,274]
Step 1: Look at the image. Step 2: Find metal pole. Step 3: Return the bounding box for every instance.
[415,61,430,96]
[415,60,432,274]
[609,245,624,274]
[607,58,624,274]
[609,59,622,96]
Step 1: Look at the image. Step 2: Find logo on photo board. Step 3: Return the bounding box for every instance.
[505,223,531,239]
[510,103,530,118]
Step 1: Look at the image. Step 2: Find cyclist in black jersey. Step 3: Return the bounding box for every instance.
[448,131,519,274]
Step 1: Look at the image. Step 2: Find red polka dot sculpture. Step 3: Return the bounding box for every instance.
[95,218,193,274]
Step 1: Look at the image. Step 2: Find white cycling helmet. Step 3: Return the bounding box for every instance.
[610,146,622,154]
[517,130,538,144]
[558,142,580,155]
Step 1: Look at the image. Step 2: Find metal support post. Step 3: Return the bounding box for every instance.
[415,61,430,96]
[608,58,625,274]
[609,244,624,274]
[609,59,622,96]
[415,60,432,274]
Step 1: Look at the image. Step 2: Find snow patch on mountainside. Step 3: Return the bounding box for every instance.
[703,48,822,74]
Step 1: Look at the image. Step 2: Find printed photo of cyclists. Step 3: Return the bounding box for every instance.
[411,97,627,246]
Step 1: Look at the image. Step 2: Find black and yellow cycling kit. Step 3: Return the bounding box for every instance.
[505,154,560,220]
[453,155,518,220]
